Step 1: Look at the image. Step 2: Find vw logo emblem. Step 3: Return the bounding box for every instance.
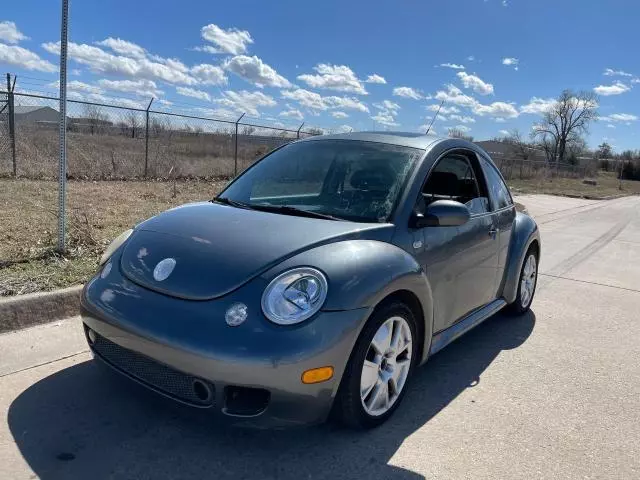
[153,258,176,282]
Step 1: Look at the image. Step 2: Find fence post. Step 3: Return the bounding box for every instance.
[234,112,245,177]
[6,74,16,177]
[144,97,153,178]
[296,122,305,139]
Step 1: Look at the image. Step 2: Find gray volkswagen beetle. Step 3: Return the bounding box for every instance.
[81,132,540,429]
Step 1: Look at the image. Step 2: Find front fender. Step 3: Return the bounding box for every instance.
[261,240,434,361]
[501,212,541,304]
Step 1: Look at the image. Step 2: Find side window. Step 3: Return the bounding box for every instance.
[479,156,513,210]
[422,151,490,215]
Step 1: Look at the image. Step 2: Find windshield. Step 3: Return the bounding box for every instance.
[219,140,423,223]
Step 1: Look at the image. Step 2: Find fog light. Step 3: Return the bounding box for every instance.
[225,303,248,327]
[302,366,334,384]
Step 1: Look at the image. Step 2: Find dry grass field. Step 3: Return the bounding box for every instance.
[0,179,227,296]
[1,125,291,180]
[508,171,640,198]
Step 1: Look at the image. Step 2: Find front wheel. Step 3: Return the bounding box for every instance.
[335,302,417,429]
[508,248,538,315]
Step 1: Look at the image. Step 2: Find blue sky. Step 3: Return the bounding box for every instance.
[1,0,639,149]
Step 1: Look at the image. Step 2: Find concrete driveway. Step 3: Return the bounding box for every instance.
[1,194,639,480]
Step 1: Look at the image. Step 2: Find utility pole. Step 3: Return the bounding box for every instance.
[57,0,69,253]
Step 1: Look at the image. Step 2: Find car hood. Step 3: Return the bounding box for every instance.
[119,202,394,300]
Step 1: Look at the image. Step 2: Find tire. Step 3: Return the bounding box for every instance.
[335,302,418,429]
[507,246,538,315]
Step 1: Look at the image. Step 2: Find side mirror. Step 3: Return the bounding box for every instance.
[410,200,470,228]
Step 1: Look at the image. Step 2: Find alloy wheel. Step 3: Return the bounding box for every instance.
[360,316,413,417]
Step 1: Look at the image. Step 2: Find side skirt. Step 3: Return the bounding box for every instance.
[428,299,507,356]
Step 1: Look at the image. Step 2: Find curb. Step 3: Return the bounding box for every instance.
[0,285,83,334]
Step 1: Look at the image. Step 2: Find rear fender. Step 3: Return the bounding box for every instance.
[500,212,541,304]
[261,240,434,363]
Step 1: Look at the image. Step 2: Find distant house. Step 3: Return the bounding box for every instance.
[14,105,60,124]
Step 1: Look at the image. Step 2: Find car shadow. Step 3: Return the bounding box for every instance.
[8,310,535,480]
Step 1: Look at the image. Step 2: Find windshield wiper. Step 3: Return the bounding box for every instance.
[250,204,344,221]
[211,197,253,209]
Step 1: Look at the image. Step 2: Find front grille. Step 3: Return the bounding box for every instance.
[90,332,214,407]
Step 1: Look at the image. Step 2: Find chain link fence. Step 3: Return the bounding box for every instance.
[493,156,595,181]
[0,91,319,180]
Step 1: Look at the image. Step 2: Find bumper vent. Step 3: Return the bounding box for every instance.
[90,332,214,407]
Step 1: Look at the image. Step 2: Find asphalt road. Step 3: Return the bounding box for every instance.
[1,194,639,480]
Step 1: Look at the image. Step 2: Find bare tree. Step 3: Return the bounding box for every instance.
[532,90,598,164]
[448,127,473,142]
[503,129,531,160]
[125,110,141,138]
[83,104,108,135]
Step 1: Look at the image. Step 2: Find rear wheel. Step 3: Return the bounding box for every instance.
[508,247,538,314]
[336,302,417,429]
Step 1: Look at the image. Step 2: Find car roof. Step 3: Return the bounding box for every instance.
[297,131,445,150]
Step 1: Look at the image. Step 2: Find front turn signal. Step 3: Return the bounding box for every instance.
[301,366,334,384]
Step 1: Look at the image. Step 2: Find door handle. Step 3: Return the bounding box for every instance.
[488,227,499,237]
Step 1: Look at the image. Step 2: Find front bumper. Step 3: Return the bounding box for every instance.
[81,255,370,428]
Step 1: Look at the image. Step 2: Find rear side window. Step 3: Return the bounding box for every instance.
[479,156,513,209]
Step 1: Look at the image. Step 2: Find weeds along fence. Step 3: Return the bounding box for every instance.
[0,91,319,180]
[492,155,595,181]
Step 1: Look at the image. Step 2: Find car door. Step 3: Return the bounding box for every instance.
[414,150,500,333]
[477,154,517,293]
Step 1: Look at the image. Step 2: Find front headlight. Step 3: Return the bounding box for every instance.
[99,229,133,265]
[261,267,328,325]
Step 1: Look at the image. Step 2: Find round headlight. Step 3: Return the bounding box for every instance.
[99,229,133,265]
[261,267,328,325]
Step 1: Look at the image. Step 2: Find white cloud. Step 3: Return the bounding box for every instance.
[499,129,510,136]
[176,87,212,102]
[600,113,638,122]
[335,125,353,133]
[452,125,471,132]
[0,21,28,44]
[603,68,633,77]
[331,111,349,119]
[279,108,304,121]
[96,37,146,59]
[201,24,253,54]
[467,56,475,62]
[365,74,386,84]
[439,63,465,69]
[71,69,82,76]
[594,82,631,96]
[520,97,556,115]
[373,100,401,113]
[98,79,163,97]
[494,118,507,123]
[502,57,519,67]
[190,64,227,85]
[449,114,476,123]
[607,124,616,129]
[474,101,519,118]
[457,71,494,95]
[280,88,368,113]
[281,88,327,110]
[48,80,103,95]
[426,104,460,114]
[372,111,400,127]
[297,64,367,95]
[434,84,478,108]
[214,90,277,116]
[632,78,640,84]
[0,43,56,72]
[42,41,197,84]
[224,55,291,88]
[325,96,369,113]
[392,86,423,100]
